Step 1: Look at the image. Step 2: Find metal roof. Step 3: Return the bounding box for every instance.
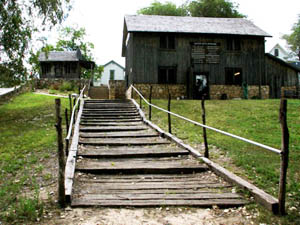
[38,50,82,62]
[124,15,271,37]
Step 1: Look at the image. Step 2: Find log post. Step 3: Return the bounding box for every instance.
[55,99,66,208]
[278,98,289,215]
[168,93,172,134]
[201,96,209,158]
[68,94,72,121]
[140,95,142,109]
[149,85,152,121]
[73,98,76,125]
[65,108,69,135]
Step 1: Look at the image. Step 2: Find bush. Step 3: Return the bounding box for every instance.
[59,81,74,92]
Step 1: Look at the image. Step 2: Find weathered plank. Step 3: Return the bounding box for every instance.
[80,122,143,127]
[80,131,158,138]
[79,137,170,146]
[80,126,148,132]
[71,199,246,207]
[78,148,189,158]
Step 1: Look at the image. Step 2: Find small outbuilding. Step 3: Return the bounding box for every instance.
[38,49,95,79]
[94,60,125,86]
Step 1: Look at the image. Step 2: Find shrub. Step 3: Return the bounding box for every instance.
[59,81,73,92]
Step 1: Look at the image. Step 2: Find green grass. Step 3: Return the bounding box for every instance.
[0,93,69,224]
[140,98,300,223]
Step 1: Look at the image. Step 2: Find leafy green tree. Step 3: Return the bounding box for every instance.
[0,0,71,86]
[137,0,245,18]
[137,1,188,16]
[30,26,103,80]
[188,0,245,18]
[282,15,300,60]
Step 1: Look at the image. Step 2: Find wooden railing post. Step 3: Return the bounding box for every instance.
[168,93,172,134]
[140,95,142,109]
[201,96,209,158]
[149,85,152,121]
[278,98,289,215]
[55,99,66,208]
[65,108,70,157]
[73,97,76,125]
[68,94,72,121]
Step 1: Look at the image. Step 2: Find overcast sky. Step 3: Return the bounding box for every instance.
[48,0,299,66]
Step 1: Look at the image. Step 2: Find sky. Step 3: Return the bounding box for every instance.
[49,0,299,67]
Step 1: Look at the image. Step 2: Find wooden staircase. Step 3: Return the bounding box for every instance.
[70,99,246,207]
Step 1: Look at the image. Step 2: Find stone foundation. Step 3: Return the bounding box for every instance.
[281,86,299,98]
[210,85,269,99]
[35,78,89,90]
[109,80,126,99]
[131,84,186,99]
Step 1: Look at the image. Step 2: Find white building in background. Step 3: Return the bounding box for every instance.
[269,43,289,61]
[94,60,125,86]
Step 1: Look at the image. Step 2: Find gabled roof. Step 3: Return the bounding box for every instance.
[122,15,271,56]
[103,60,125,70]
[269,43,289,56]
[266,53,300,72]
[39,49,83,62]
[125,15,271,36]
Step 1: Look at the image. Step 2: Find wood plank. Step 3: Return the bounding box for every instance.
[71,199,246,207]
[81,115,141,119]
[77,148,189,158]
[76,160,208,174]
[80,131,158,138]
[80,126,148,132]
[80,122,143,127]
[80,118,142,123]
[73,193,242,201]
[78,137,170,146]
[65,99,85,201]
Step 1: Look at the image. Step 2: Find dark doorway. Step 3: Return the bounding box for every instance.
[193,73,209,99]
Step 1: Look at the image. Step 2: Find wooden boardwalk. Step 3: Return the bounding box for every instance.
[70,99,246,207]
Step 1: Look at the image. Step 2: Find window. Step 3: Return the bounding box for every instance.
[158,67,176,84]
[160,35,175,49]
[55,64,62,78]
[42,63,51,74]
[225,68,243,85]
[227,38,241,51]
[65,64,71,74]
[274,48,279,57]
[109,70,115,80]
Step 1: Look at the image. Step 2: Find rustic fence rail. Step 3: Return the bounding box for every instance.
[65,86,86,156]
[131,84,289,215]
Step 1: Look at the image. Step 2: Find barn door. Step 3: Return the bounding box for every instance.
[193,73,209,99]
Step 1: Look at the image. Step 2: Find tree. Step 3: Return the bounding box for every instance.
[0,0,71,86]
[188,0,245,18]
[137,1,188,16]
[282,15,300,61]
[137,0,245,18]
[30,26,103,80]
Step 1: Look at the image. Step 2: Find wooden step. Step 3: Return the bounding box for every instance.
[82,112,140,116]
[79,137,170,146]
[81,115,141,119]
[80,131,158,138]
[78,147,189,158]
[80,122,143,127]
[76,157,208,174]
[80,126,148,132]
[80,118,143,123]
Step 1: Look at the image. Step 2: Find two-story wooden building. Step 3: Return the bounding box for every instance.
[122,15,274,99]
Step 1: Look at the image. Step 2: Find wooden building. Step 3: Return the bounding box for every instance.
[38,49,95,79]
[265,53,300,98]
[122,15,275,99]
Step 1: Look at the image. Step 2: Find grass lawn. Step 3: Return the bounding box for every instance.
[140,98,300,223]
[0,93,69,224]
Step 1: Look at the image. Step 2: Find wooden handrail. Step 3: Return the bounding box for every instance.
[66,85,86,141]
[131,85,282,155]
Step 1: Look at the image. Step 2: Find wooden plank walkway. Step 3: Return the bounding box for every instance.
[70,99,247,207]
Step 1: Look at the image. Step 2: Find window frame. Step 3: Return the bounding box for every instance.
[158,66,177,84]
[160,35,175,50]
[109,69,115,80]
[225,67,243,85]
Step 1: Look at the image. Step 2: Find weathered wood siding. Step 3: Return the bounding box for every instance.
[265,56,299,98]
[40,62,80,79]
[126,33,266,87]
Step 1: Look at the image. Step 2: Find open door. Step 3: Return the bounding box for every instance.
[193,73,209,99]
